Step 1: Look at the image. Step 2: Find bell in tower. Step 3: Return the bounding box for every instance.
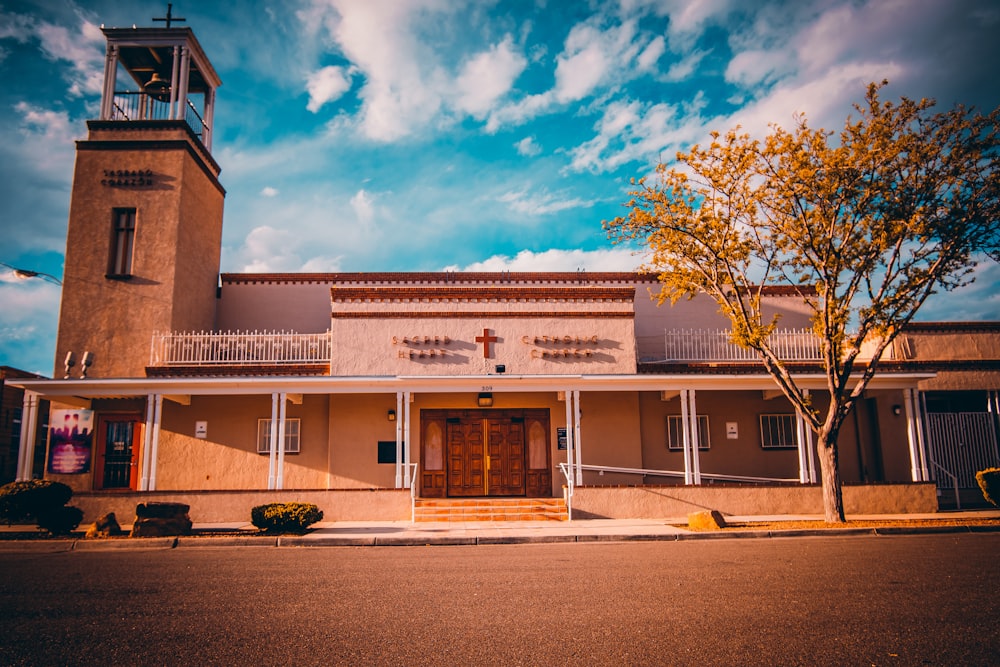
[99,8,220,151]
[54,10,226,379]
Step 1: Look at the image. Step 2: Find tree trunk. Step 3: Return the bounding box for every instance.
[816,432,846,523]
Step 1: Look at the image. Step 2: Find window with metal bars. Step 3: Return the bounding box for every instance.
[759,414,797,449]
[666,414,710,450]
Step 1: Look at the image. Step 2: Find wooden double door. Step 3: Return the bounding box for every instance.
[420,409,552,498]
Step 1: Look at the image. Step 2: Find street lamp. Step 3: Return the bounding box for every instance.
[0,262,62,285]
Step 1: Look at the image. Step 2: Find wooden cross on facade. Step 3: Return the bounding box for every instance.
[476,328,498,358]
[153,3,186,29]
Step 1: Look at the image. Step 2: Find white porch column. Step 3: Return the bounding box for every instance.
[395,391,404,488]
[573,390,583,485]
[795,390,809,484]
[906,388,930,481]
[903,388,928,482]
[687,389,701,485]
[267,392,279,489]
[15,391,40,481]
[680,389,693,484]
[140,393,156,490]
[806,421,817,484]
[564,390,574,482]
[148,394,163,491]
[275,393,288,490]
[403,391,412,487]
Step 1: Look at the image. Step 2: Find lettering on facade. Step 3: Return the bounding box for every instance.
[101,169,155,187]
[522,334,604,360]
[392,335,452,359]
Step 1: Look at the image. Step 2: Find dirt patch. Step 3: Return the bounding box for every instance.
[677,518,1000,531]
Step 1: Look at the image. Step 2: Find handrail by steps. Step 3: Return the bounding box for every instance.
[558,463,574,522]
[930,460,961,510]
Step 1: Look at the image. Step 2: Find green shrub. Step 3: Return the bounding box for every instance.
[251,502,323,534]
[0,480,73,524]
[976,468,1000,507]
[37,506,85,536]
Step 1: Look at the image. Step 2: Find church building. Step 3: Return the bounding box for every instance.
[11,21,1000,522]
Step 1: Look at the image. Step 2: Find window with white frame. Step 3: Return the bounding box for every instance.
[759,414,797,449]
[257,418,301,454]
[666,415,710,450]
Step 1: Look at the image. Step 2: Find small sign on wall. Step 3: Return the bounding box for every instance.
[726,422,739,440]
[557,427,568,450]
[195,421,208,439]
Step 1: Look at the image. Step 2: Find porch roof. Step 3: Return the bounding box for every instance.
[10,370,935,403]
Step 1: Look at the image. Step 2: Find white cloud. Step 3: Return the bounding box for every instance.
[15,102,75,148]
[444,247,646,272]
[636,35,665,71]
[260,186,279,197]
[34,17,105,97]
[350,188,375,225]
[454,35,526,117]
[306,65,353,112]
[566,98,708,173]
[514,136,541,157]
[497,188,595,217]
[233,225,303,272]
[0,274,61,374]
[310,0,450,141]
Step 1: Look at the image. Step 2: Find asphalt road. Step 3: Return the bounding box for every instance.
[1,534,998,666]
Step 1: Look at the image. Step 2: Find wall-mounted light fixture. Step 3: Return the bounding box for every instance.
[495,364,506,374]
[80,351,93,379]
[387,409,396,422]
[892,405,902,416]
[477,392,494,407]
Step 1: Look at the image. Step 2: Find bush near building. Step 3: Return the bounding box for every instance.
[251,502,323,534]
[0,480,73,524]
[976,468,1000,507]
[0,479,83,535]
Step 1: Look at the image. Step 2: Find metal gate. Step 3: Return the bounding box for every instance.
[925,412,1000,488]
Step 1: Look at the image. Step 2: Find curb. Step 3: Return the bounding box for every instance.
[1,524,998,552]
[72,537,178,550]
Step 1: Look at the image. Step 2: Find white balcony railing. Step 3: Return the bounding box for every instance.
[150,331,331,367]
[661,328,823,362]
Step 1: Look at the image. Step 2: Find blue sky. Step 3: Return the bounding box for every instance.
[2,0,1000,375]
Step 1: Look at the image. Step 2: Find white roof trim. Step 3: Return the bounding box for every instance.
[10,371,934,399]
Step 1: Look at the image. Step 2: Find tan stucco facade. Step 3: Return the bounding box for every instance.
[55,121,224,380]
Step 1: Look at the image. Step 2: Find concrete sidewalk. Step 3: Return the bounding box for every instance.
[2,510,999,551]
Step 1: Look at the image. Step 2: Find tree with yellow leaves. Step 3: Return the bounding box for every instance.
[605,82,1000,522]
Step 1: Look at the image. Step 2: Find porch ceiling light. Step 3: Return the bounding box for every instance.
[477,392,493,407]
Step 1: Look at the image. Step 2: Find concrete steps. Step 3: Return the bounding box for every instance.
[414,497,568,522]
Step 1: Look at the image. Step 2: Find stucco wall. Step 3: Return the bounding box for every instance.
[155,394,330,490]
[56,124,223,379]
[570,483,939,518]
[70,489,411,524]
[330,316,636,376]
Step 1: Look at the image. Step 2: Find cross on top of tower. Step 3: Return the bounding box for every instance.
[153,3,186,29]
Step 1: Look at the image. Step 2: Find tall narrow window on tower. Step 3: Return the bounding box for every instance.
[108,208,136,278]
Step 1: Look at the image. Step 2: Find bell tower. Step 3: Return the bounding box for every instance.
[55,16,224,379]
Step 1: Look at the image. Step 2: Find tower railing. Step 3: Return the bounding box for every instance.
[109,92,207,140]
[150,331,332,367]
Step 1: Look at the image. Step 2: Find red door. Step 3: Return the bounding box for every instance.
[95,416,141,490]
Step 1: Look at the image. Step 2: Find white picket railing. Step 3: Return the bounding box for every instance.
[662,328,823,362]
[150,330,331,367]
